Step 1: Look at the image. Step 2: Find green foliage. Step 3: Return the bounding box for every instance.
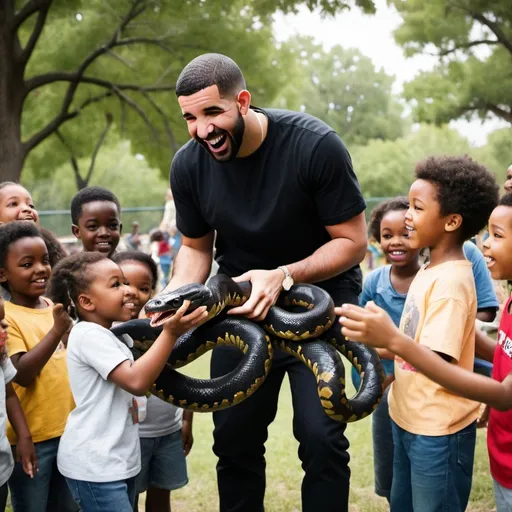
[19,0,375,183]
[284,36,405,145]
[22,140,169,235]
[389,0,512,125]
[351,124,510,198]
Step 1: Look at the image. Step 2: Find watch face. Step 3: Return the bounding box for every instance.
[283,276,293,291]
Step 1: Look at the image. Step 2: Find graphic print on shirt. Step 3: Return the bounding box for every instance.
[396,297,420,372]
[497,328,512,360]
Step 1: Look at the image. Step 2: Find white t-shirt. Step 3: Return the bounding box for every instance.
[57,322,141,482]
[0,357,16,486]
[139,395,182,438]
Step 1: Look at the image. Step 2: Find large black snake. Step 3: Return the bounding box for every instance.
[111,274,385,422]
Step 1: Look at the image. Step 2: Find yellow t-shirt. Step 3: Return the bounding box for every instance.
[5,299,74,444]
[389,260,480,435]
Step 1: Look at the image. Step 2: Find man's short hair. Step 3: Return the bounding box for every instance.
[176,53,246,98]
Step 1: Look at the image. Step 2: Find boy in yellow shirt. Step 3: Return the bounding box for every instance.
[339,156,499,512]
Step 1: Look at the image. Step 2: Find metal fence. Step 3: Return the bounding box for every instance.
[39,197,391,239]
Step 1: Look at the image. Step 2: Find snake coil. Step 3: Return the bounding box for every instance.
[110,274,385,422]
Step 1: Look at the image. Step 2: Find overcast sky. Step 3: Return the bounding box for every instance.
[272,0,507,146]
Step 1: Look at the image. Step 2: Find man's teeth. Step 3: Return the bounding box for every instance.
[209,135,223,145]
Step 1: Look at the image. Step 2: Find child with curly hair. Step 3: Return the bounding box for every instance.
[47,252,207,511]
[340,155,500,512]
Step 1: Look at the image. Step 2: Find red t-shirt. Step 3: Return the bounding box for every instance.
[488,297,512,488]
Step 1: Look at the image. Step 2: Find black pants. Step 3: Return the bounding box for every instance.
[211,284,358,512]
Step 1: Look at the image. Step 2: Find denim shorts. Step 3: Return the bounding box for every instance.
[66,476,136,512]
[135,429,188,494]
[8,437,78,512]
[494,479,512,512]
[390,420,476,512]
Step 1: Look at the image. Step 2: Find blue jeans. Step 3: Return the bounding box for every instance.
[391,420,476,512]
[8,437,78,512]
[494,479,512,512]
[66,477,136,512]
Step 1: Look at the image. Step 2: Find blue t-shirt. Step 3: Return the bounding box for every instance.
[351,241,498,389]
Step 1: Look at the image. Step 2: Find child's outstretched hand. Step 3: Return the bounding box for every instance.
[16,435,37,479]
[336,301,401,350]
[162,300,208,338]
[52,304,73,338]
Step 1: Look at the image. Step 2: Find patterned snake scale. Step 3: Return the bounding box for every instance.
[110,274,385,422]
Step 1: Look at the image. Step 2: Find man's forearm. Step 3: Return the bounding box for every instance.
[287,237,366,284]
[164,244,212,291]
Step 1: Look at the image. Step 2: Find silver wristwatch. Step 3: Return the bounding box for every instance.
[277,265,294,291]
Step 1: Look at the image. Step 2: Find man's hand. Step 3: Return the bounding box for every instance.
[336,301,402,350]
[227,269,284,321]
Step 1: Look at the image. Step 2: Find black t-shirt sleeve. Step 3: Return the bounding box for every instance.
[170,153,211,238]
[307,132,366,225]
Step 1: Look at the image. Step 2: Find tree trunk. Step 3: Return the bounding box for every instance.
[0,8,26,183]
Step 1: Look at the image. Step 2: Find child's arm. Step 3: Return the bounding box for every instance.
[6,383,37,478]
[182,411,193,456]
[475,328,497,362]
[11,304,72,387]
[338,302,512,411]
[108,302,207,396]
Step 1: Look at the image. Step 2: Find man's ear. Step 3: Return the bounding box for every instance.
[0,268,7,283]
[71,225,81,240]
[237,90,251,115]
[78,293,95,312]
[445,213,463,233]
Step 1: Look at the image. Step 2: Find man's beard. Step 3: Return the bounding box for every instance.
[197,112,245,163]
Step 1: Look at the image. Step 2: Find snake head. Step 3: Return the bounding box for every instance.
[145,284,212,327]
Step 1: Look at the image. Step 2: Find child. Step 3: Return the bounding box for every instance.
[352,197,499,503]
[351,197,421,503]
[150,230,172,287]
[340,192,512,511]
[339,155,499,511]
[0,221,77,512]
[113,251,193,512]
[0,182,66,269]
[47,252,207,511]
[70,186,122,257]
[0,295,37,512]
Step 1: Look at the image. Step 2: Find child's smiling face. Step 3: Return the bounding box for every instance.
[484,205,512,280]
[0,237,50,301]
[72,200,122,256]
[118,261,154,319]
[379,209,420,269]
[0,184,39,224]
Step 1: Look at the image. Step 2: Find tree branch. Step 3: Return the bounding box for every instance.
[56,129,83,189]
[24,72,175,95]
[140,91,179,152]
[458,103,512,124]
[471,13,512,56]
[17,0,53,65]
[435,39,500,57]
[21,0,149,153]
[12,0,50,31]
[448,1,512,57]
[84,113,114,186]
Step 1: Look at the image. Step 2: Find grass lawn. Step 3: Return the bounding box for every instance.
[137,352,496,512]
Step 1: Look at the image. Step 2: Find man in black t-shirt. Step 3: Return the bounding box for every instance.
[166,53,367,512]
